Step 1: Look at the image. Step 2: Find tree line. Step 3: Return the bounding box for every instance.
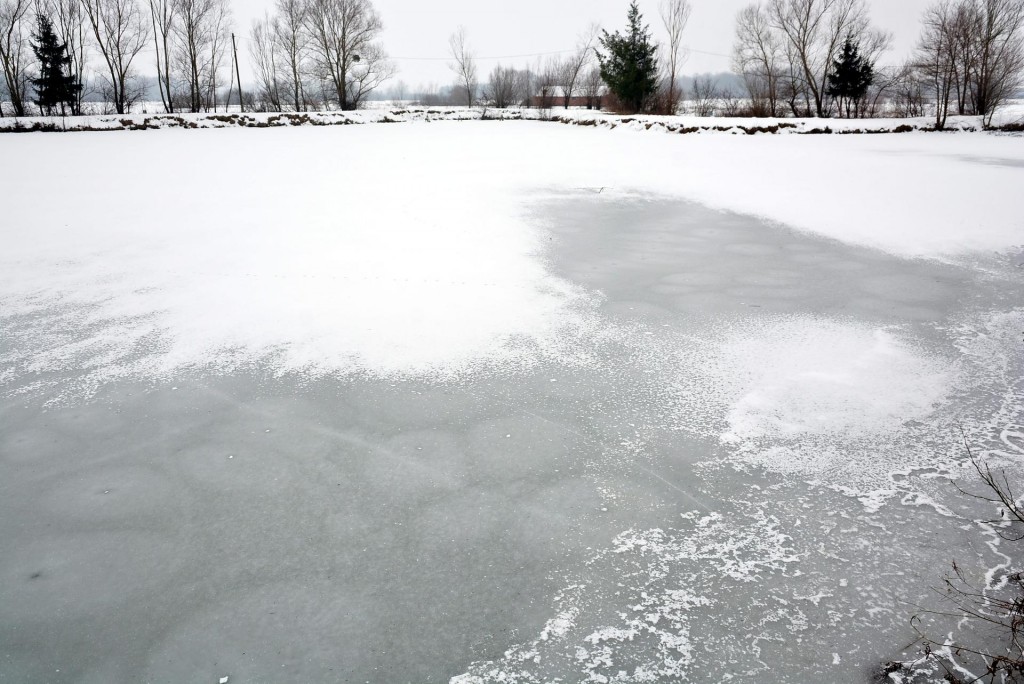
[2,0,1023,122]
[439,0,1022,124]
[733,0,1024,125]
[431,2,689,115]
[0,0,391,115]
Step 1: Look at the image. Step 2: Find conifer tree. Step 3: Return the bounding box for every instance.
[31,14,81,116]
[598,1,659,114]
[826,36,873,118]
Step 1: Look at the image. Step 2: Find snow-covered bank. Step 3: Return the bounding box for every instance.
[1,105,1018,134]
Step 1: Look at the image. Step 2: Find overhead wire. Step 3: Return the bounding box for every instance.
[232,31,732,64]
[388,46,732,62]
[389,49,576,62]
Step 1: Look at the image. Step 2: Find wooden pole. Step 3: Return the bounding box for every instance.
[225,60,235,115]
[232,33,244,113]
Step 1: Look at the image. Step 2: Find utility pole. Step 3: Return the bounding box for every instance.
[232,33,244,113]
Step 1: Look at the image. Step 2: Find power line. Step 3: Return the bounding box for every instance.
[390,45,731,62]
[231,35,575,61]
[233,31,731,63]
[390,49,575,62]
[687,47,732,59]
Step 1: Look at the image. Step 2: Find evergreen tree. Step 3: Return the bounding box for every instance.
[826,36,874,118]
[31,14,81,117]
[597,1,659,114]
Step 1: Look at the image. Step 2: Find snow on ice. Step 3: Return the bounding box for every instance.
[2,119,1023,683]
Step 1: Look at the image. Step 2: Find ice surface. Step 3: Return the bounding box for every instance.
[2,123,1022,403]
[720,322,951,441]
[1,122,1023,683]
[448,194,1024,683]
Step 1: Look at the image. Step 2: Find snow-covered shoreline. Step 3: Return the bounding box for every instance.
[0,105,1017,134]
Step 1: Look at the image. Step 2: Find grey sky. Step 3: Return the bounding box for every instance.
[231,0,934,89]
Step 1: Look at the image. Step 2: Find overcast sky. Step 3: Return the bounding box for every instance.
[230,0,934,88]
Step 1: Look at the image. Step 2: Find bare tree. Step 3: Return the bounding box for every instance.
[172,0,214,111]
[345,40,392,108]
[768,0,891,117]
[916,3,958,127]
[971,0,1024,124]
[0,0,32,116]
[204,0,229,111]
[447,25,476,107]
[769,0,827,116]
[660,0,691,113]
[82,0,150,113]
[733,3,784,116]
[148,0,174,111]
[272,0,305,111]
[733,0,891,118]
[779,35,811,115]
[915,0,1024,127]
[954,1,983,114]
[305,0,390,110]
[250,13,281,110]
[172,0,230,112]
[557,23,599,108]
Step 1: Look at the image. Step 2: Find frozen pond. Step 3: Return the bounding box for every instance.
[1,123,1023,682]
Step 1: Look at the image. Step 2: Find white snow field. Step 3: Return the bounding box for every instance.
[1,120,1023,683]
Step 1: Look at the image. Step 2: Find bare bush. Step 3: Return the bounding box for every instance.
[484,64,523,108]
[890,62,928,117]
[582,65,604,109]
[900,433,1024,682]
[691,74,721,116]
[720,87,745,116]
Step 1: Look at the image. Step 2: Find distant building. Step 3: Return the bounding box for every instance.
[530,85,606,110]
